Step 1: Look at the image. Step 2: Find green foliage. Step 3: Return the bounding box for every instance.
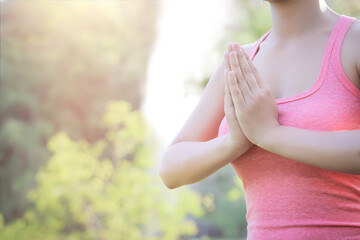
[330,0,360,18]
[0,1,159,222]
[0,101,207,239]
[227,175,244,202]
[1,0,358,239]
[227,1,271,45]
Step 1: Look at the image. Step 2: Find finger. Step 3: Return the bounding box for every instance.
[241,46,267,89]
[229,51,246,87]
[225,41,235,71]
[224,70,234,110]
[224,52,231,71]
[224,70,231,102]
[228,71,246,110]
[229,52,252,105]
[224,70,239,128]
[224,70,231,104]
[225,42,234,71]
[227,42,233,53]
[234,43,260,92]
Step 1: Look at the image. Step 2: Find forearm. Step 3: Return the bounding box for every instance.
[259,126,360,175]
[159,134,251,189]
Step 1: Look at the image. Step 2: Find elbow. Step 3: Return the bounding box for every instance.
[158,165,178,189]
[158,145,184,189]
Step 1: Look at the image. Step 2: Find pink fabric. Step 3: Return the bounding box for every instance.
[218,15,360,240]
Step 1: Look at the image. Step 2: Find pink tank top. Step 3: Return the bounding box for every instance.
[218,15,360,240]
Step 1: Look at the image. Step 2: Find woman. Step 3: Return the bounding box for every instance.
[159,0,360,239]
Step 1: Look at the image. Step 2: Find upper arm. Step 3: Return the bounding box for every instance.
[168,42,256,146]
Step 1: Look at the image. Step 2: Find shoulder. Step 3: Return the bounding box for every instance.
[351,20,360,76]
[347,18,360,40]
[241,42,257,56]
[341,18,360,87]
[346,18,360,55]
[346,19,360,70]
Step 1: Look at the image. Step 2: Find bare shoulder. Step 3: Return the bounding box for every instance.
[342,18,360,88]
[242,42,257,56]
[350,19,360,76]
[348,18,360,42]
[346,19,360,58]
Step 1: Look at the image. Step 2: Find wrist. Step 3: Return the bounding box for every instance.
[257,125,283,151]
[223,133,252,160]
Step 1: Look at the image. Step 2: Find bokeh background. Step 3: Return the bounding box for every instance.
[0,0,359,239]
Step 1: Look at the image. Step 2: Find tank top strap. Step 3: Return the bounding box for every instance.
[331,15,360,98]
[249,30,271,60]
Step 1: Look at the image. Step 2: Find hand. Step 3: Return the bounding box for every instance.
[227,42,280,146]
[223,43,253,154]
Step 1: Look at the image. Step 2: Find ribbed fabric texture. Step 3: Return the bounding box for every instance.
[218,15,360,240]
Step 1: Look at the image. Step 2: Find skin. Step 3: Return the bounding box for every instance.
[159,0,360,189]
[224,0,360,174]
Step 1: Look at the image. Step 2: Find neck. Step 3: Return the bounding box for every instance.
[267,0,337,41]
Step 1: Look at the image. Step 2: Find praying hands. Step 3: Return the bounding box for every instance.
[223,42,280,146]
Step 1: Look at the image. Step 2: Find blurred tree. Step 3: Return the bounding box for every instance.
[1,0,358,238]
[330,0,360,18]
[0,100,209,240]
[0,1,159,223]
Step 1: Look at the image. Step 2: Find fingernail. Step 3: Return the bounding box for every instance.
[227,42,232,50]
[233,43,239,51]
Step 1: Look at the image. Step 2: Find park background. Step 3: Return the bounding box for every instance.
[0,0,359,239]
